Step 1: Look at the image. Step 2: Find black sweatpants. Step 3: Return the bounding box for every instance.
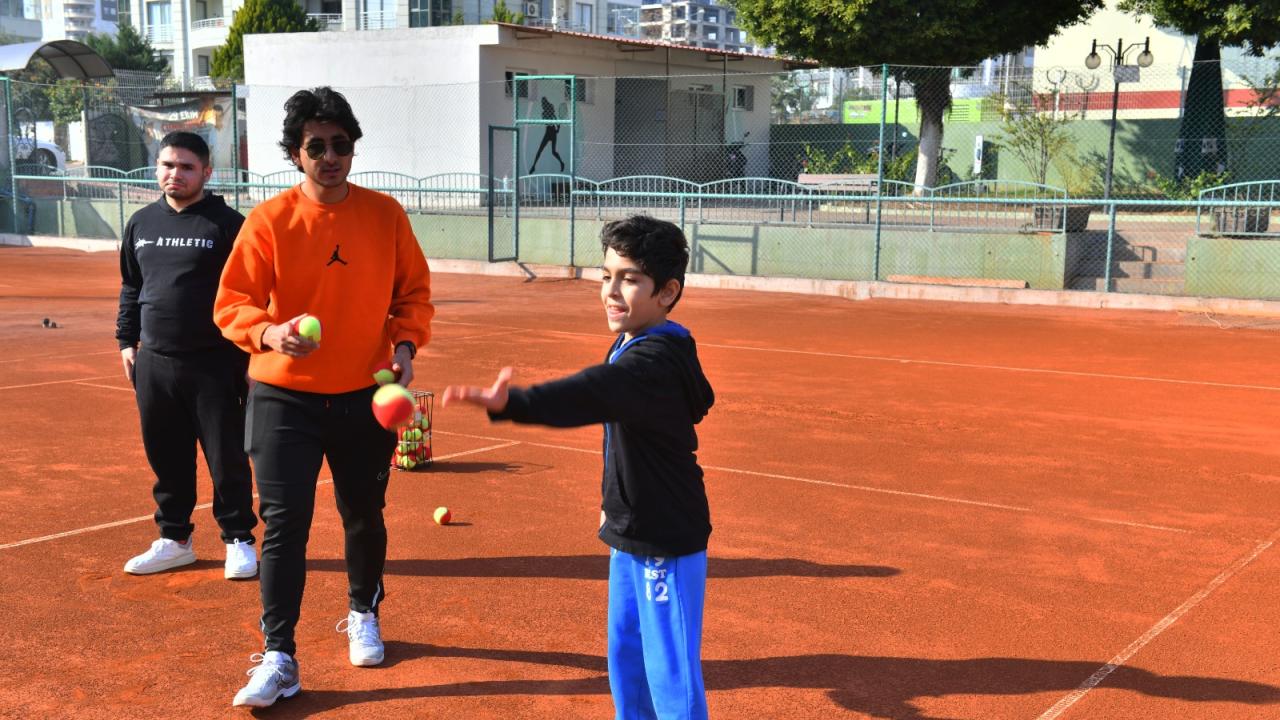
[133,346,255,544]
[246,381,397,656]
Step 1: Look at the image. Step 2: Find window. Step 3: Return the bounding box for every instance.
[704,9,717,23]
[672,5,683,19]
[146,0,170,28]
[410,0,452,27]
[731,85,754,111]
[563,77,592,105]
[197,55,210,76]
[505,70,532,98]
[574,2,591,30]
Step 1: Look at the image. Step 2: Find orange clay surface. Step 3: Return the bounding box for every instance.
[1,246,1279,719]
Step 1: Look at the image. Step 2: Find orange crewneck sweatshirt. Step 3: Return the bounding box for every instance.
[214,183,433,393]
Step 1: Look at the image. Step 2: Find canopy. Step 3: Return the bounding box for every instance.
[0,40,113,80]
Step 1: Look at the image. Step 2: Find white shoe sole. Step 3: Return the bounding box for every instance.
[224,564,258,580]
[123,553,196,575]
[232,681,300,707]
[350,652,384,667]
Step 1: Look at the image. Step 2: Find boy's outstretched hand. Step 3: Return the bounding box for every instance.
[441,366,512,413]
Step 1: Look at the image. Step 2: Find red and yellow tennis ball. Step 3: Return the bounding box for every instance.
[433,506,451,525]
[372,383,415,430]
[293,314,322,344]
[372,360,396,386]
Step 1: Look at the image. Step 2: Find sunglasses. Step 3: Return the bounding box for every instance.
[302,138,355,160]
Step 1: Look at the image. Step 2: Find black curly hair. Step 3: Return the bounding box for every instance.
[600,215,690,311]
[279,86,363,169]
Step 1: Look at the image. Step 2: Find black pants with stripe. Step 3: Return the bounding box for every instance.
[133,346,255,544]
[246,381,397,656]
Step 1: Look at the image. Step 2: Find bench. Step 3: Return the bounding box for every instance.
[798,173,880,223]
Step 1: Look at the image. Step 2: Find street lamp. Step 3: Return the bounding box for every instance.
[1085,37,1153,199]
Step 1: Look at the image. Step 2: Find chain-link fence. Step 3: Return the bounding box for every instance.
[5,58,1280,300]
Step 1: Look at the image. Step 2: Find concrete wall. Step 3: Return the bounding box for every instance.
[1185,236,1280,300]
[244,26,488,177]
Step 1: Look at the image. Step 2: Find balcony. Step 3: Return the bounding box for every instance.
[360,10,395,29]
[190,16,230,50]
[307,12,343,31]
[145,25,173,45]
[63,3,95,18]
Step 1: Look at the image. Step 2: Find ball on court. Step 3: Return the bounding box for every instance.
[433,507,451,525]
[372,383,415,430]
[372,360,396,386]
[296,315,322,343]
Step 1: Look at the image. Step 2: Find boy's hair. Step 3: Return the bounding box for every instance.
[159,131,210,166]
[279,87,363,167]
[601,215,690,311]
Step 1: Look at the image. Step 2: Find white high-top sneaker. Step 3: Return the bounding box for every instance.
[336,610,385,666]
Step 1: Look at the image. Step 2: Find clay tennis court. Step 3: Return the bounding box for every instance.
[2,245,1280,719]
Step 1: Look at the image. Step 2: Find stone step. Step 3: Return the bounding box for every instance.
[1067,276,1186,294]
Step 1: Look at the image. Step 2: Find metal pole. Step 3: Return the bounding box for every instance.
[231,83,240,212]
[1103,76,1119,201]
[1103,201,1117,292]
[4,77,17,233]
[873,64,888,281]
[568,76,576,267]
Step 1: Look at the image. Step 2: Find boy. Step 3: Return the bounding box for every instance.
[443,214,715,719]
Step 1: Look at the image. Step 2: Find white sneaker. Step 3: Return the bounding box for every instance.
[231,651,300,708]
[224,540,258,579]
[336,610,385,666]
[123,538,196,575]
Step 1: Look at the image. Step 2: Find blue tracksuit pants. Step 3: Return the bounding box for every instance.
[607,548,708,720]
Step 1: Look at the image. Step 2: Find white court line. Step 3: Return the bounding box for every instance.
[432,320,1280,393]
[0,374,118,392]
[0,441,520,551]
[435,430,1191,534]
[1037,525,1280,720]
[0,350,119,364]
[75,382,131,392]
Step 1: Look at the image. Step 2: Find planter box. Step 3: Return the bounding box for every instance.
[1213,207,1270,235]
[1033,206,1093,232]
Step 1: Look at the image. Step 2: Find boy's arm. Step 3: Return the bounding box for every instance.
[494,362,663,428]
[386,209,434,353]
[213,213,277,353]
[115,218,141,351]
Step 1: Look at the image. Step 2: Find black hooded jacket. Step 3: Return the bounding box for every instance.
[115,193,245,354]
[491,320,715,557]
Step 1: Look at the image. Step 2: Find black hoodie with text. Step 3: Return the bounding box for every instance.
[115,193,245,355]
[490,320,716,557]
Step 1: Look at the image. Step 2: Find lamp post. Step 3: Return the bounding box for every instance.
[1085,38,1154,200]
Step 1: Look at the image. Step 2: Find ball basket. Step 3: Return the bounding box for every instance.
[391,390,433,471]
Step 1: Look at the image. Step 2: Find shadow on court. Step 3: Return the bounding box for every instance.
[252,643,1280,719]
[307,555,900,580]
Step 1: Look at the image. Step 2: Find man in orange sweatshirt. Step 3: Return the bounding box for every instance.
[214,87,433,708]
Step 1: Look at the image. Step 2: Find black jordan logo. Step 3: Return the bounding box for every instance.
[327,244,348,266]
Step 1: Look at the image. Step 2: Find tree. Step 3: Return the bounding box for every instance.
[84,25,168,73]
[1118,0,1280,180]
[211,0,319,80]
[727,0,1103,190]
[994,97,1074,186]
[489,0,524,24]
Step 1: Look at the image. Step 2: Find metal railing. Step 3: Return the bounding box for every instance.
[190,16,227,30]
[360,10,395,29]
[307,13,344,31]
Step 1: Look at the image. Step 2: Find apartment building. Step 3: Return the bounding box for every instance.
[40,0,116,41]
[629,1,756,55]
[2,0,43,41]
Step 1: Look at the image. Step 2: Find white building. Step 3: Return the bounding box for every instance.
[4,1,44,41]
[242,23,798,179]
[631,1,756,54]
[40,0,116,41]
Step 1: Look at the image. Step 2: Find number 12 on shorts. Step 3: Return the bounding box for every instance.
[644,556,669,603]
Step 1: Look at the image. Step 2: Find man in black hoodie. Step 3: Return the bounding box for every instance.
[116,131,258,580]
[443,215,715,720]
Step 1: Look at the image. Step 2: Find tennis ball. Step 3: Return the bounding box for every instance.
[407,428,422,442]
[296,315,322,343]
[372,360,396,386]
[433,507,451,525]
[371,383,415,430]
